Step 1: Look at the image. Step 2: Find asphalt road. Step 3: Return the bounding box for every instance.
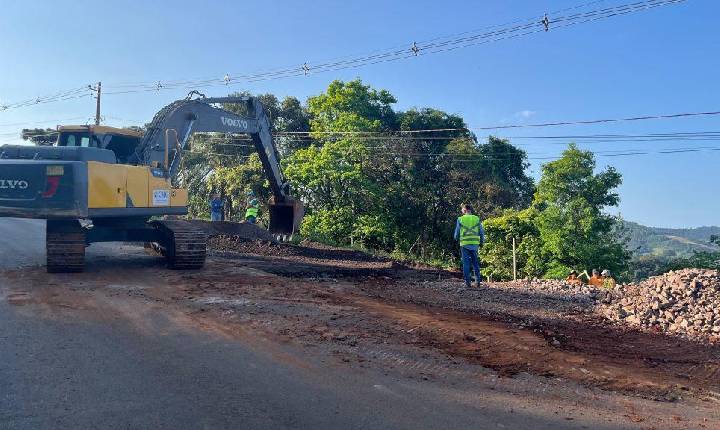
[0,218,628,429]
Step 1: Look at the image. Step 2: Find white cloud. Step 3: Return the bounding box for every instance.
[515,109,537,119]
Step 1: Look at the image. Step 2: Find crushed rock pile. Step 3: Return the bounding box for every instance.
[600,269,720,340]
[488,269,720,342]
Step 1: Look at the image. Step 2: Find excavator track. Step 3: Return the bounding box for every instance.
[151,220,207,270]
[46,220,86,273]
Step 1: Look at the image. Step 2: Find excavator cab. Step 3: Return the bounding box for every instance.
[56,125,142,164]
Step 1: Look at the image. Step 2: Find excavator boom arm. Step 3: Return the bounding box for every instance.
[134,95,301,232]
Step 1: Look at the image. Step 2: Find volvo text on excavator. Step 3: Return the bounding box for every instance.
[0,95,303,272]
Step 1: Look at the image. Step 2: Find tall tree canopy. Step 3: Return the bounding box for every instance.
[482,144,630,280]
[181,79,534,261]
[307,79,397,133]
[283,79,533,258]
[534,144,628,276]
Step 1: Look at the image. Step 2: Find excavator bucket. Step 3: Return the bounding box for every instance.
[268,198,304,235]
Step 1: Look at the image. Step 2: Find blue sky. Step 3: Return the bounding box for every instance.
[0,0,718,228]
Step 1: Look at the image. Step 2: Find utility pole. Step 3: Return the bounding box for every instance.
[94,81,102,125]
[512,237,517,281]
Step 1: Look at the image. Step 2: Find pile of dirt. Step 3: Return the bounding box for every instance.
[210,236,393,264]
[209,236,292,256]
[186,220,277,242]
[600,269,720,341]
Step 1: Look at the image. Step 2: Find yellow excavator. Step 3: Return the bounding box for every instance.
[0,95,303,272]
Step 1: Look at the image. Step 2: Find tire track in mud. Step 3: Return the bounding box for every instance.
[338,295,700,399]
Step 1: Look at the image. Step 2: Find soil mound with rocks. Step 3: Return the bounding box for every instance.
[186,220,277,242]
[209,235,390,264]
[601,269,720,340]
[494,269,720,342]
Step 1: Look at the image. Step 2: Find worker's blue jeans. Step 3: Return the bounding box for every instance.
[246,216,257,224]
[461,246,481,286]
[211,212,222,222]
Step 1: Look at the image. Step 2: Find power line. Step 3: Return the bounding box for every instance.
[471,109,720,131]
[7,125,720,147]
[272,109,720,136]
[14,0,680,102]
[0,116,88,129]
[195,133,720,151]
[100,0,684,96]
[182,145,720,164]
[0,86,92,112]
[107,1,612,93]
[0,0,687,113]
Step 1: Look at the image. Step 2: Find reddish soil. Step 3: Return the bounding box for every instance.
[177,239,720,401]
[3,237,720,428]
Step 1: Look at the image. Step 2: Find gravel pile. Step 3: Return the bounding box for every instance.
[600,269,720,340]
[490,269,720,342]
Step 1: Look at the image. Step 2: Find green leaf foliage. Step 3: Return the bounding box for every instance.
[482,144,630,280]
[178,80,637,280]
[284,80,534,259]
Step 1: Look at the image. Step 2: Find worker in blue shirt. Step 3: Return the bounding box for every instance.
[454,204,485,288]
[210,194,224,222]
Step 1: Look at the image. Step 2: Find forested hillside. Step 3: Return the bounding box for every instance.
[623,221,720,257]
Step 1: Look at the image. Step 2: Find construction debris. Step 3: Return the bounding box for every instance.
[600,269,720,340]
[503,270,720,342]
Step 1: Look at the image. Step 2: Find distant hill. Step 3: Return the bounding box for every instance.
[622,221,720,258]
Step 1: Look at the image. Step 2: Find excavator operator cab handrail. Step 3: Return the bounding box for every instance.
[164,128,180,172]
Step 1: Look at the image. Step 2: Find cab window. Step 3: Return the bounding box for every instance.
[58,132,92,147]
[103,134,141,163]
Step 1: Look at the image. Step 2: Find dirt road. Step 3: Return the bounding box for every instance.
[1,219,719,429]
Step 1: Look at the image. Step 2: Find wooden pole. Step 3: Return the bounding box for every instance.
[512,237,517,281]
[94,82,101,125]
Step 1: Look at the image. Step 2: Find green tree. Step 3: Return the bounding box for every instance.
[365,108,475,257]
[532,144,630,278]
[284,138,379,245]
[286,80,533,258]
[481,144,630,280]
[307,79,397,133]
[286,79,396,247]
[481,208,545,280]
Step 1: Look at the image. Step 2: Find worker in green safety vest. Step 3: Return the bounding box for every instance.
[245,198,259,224]
[453,203,485,288]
